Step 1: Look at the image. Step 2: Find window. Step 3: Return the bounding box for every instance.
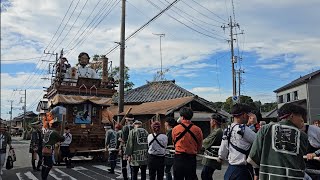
[287,93,291,102]
[293,91,298,100]
[278,95,284,103]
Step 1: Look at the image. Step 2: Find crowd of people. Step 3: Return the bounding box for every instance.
[105,104,320,180]
[1,103,320,180]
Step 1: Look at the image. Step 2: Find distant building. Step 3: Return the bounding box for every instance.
[274,70,320,124]
[111,80,227,137]
[11,111,38,129]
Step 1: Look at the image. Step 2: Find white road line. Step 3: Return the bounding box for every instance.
[49,171,62,180]
[24,171,38,180]
[16,172,24,180]
[92,165,122,176]
[72,166,97,180]
[54,168,77,180]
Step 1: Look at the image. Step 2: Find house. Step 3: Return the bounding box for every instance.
[262,108,278,123]
[274,70,320,124]
[111,80,226,137]
[11,111,38,129]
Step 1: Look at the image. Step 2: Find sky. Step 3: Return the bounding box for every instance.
[1,0,320,120]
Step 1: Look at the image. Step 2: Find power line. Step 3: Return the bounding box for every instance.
[52,0,87,52]
[64,0,103,50]
[48,0,79,51]
[1,56,42,61]
[105,0,182,55]
[66,0,117,56]
[161,0,223,30]
[147,0,225,41]
[159,0,226,38]
[45,0,75,50]
[181,0,226,24]
[67,0,120,56]
[189,0,227,22]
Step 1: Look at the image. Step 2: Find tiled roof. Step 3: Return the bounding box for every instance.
[13,111,37,121]
[274,70,320,92]
[109,96,216,116]
[262,108,278,119]
[114,80,216,109]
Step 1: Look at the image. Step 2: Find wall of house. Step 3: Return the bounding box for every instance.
[276,84,308,108]
[307,75,320,123]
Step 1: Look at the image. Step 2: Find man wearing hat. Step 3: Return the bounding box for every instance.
[201,114,226,180]
[29,121,43,171]
[0,122,12,175]
[105,123,119,174]
[41,120,65,180]
[118,114,134,180]
[125,120,149,180]
[218,103,256,180]
[164,117,177,180]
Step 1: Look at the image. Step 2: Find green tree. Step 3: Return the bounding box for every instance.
[212,102,224,109]
[223,95,257,113]
[110,66,134,91]
[260,102,277,112]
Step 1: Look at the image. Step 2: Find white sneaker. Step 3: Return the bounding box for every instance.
[0,169,3,175]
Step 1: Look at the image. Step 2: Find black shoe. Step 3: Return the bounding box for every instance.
[107,169,115,174]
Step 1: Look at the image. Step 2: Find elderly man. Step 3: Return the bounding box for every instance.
[125,120,149,180]
[118,114,135,180]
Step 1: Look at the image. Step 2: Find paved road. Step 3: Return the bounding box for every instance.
[1,137,227,180]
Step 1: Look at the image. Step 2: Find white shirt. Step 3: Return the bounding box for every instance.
[61,132,72,146]
[147,133,168,156]
[218,123,256,165]
[307,125,320,148]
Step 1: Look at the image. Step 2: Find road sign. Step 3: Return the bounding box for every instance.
[232,95,239,103]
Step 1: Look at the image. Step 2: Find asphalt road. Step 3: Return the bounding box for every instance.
[1,137,227,180]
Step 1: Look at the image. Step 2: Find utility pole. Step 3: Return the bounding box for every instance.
[222,16,241,97]
[236,69,244,103]
[118,0,126,122]
[153,33,165,80]
[44,50,58,83]
[14,89,26,131]
[8,100,14,133]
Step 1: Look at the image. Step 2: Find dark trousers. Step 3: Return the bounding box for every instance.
[60,146,72,168]
[165,164,173,180]
[224,164,253,180]
[108,151,118,172]
[122,157,128,180]
[31,150,43,170]
[60,146,71,158]
[201,165,215,180]
[173,154,197,180]
[148,154,165,180]
[41,155,53,180]
[131,165,147,180]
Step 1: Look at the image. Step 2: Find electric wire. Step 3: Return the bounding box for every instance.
[105,0,182,55]
[67,0,120,57]
[52,0,88,52]
[147,0,225,41]
[64,0,104,50]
